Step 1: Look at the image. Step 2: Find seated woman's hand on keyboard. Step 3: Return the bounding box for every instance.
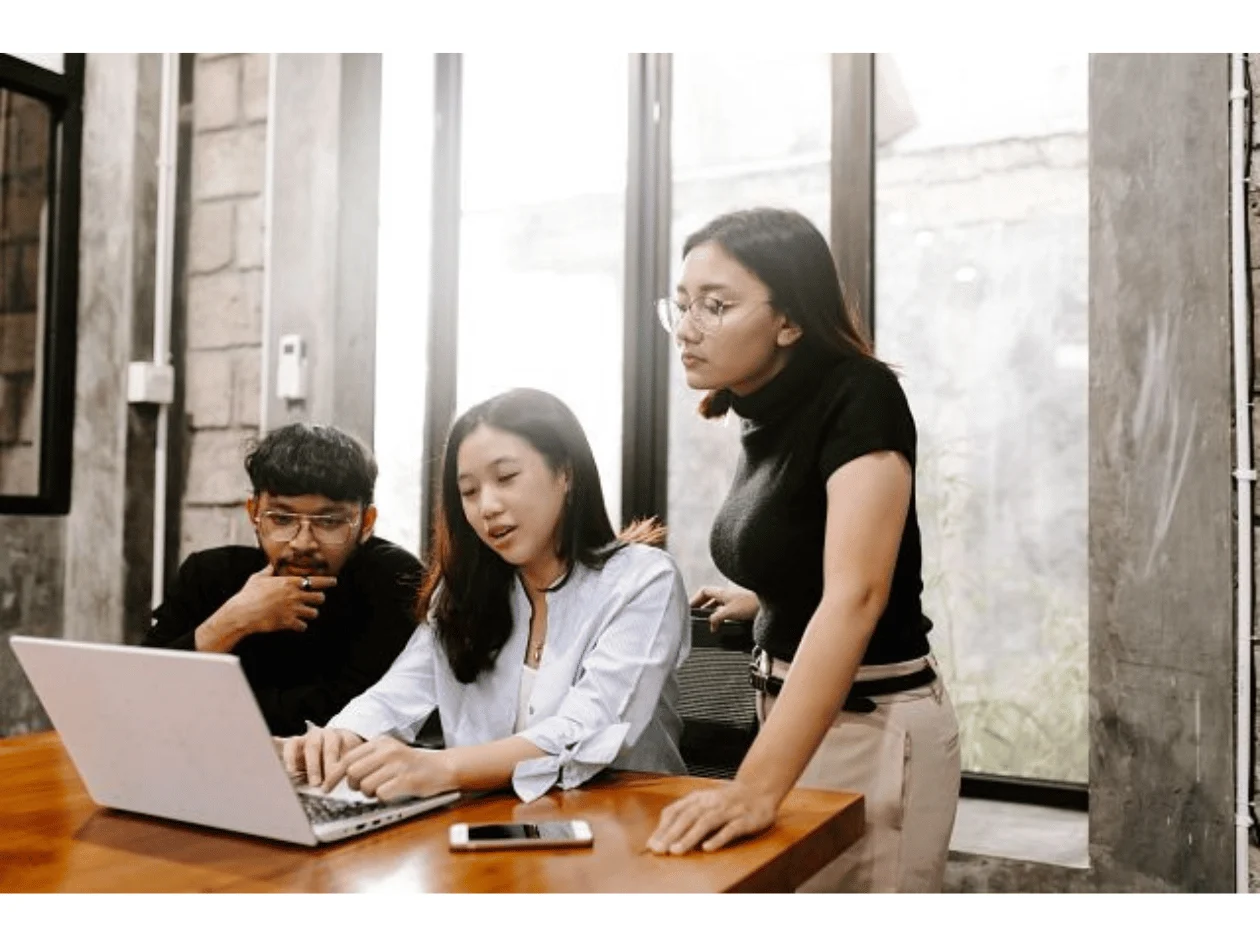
[321,736,457,801]
[281,725,365,787]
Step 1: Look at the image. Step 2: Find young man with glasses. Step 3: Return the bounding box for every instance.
[143,423,423,736]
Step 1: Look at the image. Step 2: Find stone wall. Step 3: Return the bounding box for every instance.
[178,53,268,557]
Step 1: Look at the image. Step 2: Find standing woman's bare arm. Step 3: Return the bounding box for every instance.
[648,450,912,854]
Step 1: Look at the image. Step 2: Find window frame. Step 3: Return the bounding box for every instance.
[419,53,663,551]
[419,53,462,553]
[417,52,1088,809]
[0,53,84,516]
[620,53,671,525]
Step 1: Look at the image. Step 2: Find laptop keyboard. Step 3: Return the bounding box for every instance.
[299,792,393,825]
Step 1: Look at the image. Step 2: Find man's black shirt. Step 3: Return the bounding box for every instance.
[144,536,423,736]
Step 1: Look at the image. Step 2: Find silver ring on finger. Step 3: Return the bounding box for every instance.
[301,576,312,592]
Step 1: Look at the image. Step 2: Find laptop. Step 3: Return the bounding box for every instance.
[8,635,459,846]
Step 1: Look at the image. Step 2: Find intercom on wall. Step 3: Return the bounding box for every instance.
[276,334,307,401]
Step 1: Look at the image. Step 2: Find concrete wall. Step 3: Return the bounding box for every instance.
[61,53,159,651]
[1088,54,1235,891]
[115,54,161,645]
[0,519,61,734]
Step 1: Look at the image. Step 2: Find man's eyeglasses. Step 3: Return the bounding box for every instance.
[655,296,771,337]
[255,510,360,546]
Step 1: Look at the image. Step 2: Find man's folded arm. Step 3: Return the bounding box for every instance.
[143,556,209,651]
[255,556,423,736]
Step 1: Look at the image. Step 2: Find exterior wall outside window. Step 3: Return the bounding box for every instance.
[875,54,1088,783]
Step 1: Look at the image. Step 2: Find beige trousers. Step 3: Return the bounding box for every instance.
[758,654,961,893]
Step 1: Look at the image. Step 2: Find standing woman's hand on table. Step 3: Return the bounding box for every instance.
[646,780,779,854]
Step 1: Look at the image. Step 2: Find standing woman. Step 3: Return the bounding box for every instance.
[646,208,960,892]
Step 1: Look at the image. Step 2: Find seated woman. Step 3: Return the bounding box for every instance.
[282,388,689,802]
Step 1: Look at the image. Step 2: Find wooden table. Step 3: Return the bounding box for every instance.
[0,731,863,893]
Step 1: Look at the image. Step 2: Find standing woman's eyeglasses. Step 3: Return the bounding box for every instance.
[655,296,772,337]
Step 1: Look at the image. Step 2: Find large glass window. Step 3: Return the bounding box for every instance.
[395,53,1088,789]
[373,53,435,554]
[455,55,628,526]
[874,53,1089,782]
[666,54,832,594]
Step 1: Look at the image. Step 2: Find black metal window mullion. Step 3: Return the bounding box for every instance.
[830,54,875,340]
[621,53,672,527]
[419,53,462,560]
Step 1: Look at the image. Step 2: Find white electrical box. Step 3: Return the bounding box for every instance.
[276,334,307,401]
[126,362,175,405]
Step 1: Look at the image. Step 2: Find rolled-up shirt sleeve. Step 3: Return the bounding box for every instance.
[325,622,439,741]
[512,556,688,797]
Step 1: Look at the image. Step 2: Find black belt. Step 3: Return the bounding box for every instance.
[749,652,937,714]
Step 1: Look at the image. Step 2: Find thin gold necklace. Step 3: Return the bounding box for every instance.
[523,561,567,666]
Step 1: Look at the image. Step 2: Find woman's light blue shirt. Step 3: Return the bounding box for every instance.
[327,543,690,801]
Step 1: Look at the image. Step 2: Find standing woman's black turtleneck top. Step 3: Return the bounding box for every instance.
[708,347,932,666]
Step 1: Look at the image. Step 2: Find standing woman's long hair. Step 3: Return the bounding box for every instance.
[417,388,663,683]
[681,207,881,418]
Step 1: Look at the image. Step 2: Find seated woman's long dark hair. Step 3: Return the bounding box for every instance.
[417,388,664,683]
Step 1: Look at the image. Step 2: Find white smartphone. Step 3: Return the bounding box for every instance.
[448,819,594,851]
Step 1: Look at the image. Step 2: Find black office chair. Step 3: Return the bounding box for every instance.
[414,710,445,749]
[675,607,758,780]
